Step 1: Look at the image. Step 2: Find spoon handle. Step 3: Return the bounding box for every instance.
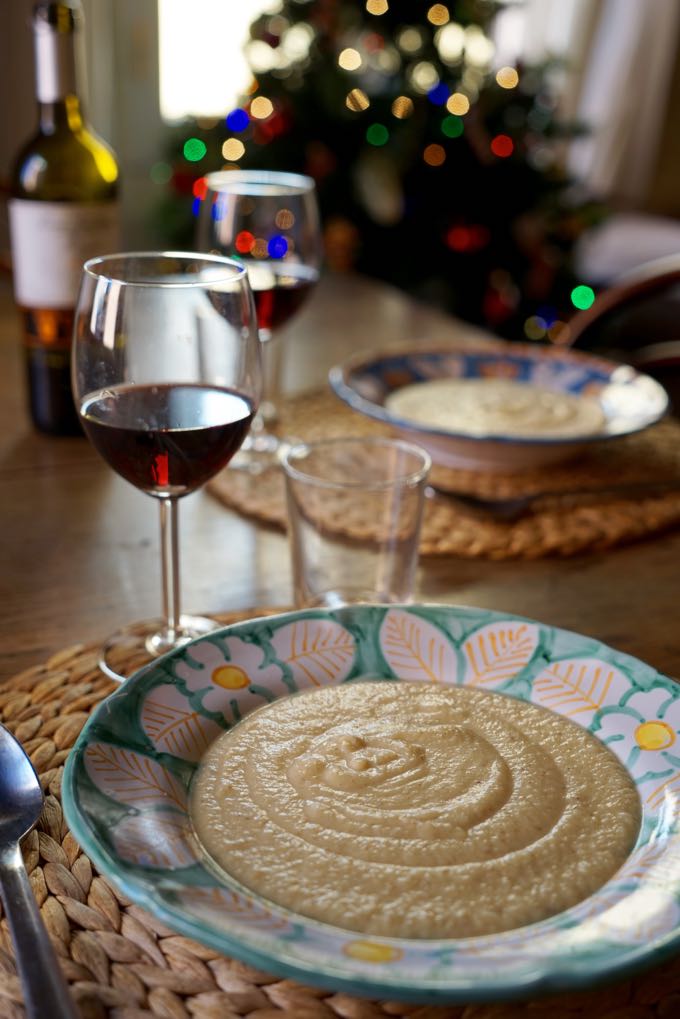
[0,844,80,1019]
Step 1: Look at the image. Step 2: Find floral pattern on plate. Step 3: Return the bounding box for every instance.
[63,604,680,1003]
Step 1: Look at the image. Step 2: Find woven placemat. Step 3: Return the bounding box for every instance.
[1,615,680,1019]
[210,390,680,560]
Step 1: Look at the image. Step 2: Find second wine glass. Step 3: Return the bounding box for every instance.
[197,170,322,467]
[72,251,262,681]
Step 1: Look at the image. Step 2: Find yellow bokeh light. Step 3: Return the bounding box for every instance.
[435,22,464,62]
[427,4,449,26]
[496,65,520,89]
[446,92,470,115]
[548,321,570,344]
[346,88,370,111]
[366,0,388,13]
[221,138,245,161]
[397,27,423,54]
[410,60,439,93]
[339,47,362,71]
[423,143,446,166]
[391,95,414,119]
[523,316,547,341]
[465,26,495,67]
[275,209,295,229]
[250,96,274,119]
[252,237,269,259]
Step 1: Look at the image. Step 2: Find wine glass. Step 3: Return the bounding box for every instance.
[72,252,261,681]
[196,170,322,469]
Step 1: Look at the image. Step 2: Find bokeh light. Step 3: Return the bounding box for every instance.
[339,48,362,71]
[423,143,446,166]
[410,61,439,93]
[346,88,370,111]
[441,115,463,138]
[571,284,596,310]
[392,95,414,118]
[366,0,388,12]
[267,234,289,259]
[252,238,269,259]
[548,321,570,344]
[222,138,245,161]
[275,209,295,229]
[397,27,423,54]
[490,134,513,157]
[427,4,449,26]
[183,138,207,162]
[226,108,249,132]
[524,316,547,340]
[235,230,255,254]
[496,66,519,89]
[428,82,449,105]
[366,123,389,146]
[250,96,274,119]
[464,26,495,67]
[150,161,172,184]
[436,22,464,62]
[192,177,207,200]
[446,92,470,115]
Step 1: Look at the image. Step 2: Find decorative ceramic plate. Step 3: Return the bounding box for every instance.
[328,342,669,471]
[63,604,680,1003]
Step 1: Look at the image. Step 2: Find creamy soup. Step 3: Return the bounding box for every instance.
[385,378,606,438]
[190,681,640,939]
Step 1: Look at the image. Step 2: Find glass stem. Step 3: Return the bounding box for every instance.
[159,497,181,640]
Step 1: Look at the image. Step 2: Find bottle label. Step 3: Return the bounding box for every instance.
[8,199,120,308]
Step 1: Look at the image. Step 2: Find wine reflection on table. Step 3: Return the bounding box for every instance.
[71,251,262,682]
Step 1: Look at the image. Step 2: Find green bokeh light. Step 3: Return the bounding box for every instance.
[150,161,172,184]
[183,138,207,162]
[571,284,595,310]
[441,115,463,138]
[366,123,389,146]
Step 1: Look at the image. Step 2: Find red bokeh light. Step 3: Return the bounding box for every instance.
[490,134,514,158]
[192,177,208,200]
[235,230,256,254]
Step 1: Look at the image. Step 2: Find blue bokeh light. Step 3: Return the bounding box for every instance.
[226,108,250,132]
[267,234,288,258]
[428,83,449,106]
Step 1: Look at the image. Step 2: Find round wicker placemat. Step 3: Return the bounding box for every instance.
[208,390,680,559]
[1,616,680,1019]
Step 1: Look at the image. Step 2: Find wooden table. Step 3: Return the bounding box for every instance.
[1,271,679,685]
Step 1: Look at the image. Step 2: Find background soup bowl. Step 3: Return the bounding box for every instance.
[328,341,669,472]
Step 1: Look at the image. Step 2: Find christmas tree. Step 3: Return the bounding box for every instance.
[159,0,603,340]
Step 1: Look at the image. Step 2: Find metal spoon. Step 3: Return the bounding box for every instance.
[0,724,80,1019]
[426,478,680,521]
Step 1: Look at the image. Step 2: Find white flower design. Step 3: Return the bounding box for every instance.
[596,686,680,775]
[174,635,291,726]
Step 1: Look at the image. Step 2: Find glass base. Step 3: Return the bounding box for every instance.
[229,431,299,474]
[99,614,221,683]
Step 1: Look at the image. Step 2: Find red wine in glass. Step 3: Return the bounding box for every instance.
[247,263,320,334]
[80,383,255,496]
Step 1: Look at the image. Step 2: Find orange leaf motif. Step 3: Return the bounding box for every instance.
[270,619,356,686]
[380,609,458,683]
[141,685,223,761]
[462,622,539,688]
[531,657,629,721]
[84,742,187,810]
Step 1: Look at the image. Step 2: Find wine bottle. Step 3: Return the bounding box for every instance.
[8,0,120,435]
